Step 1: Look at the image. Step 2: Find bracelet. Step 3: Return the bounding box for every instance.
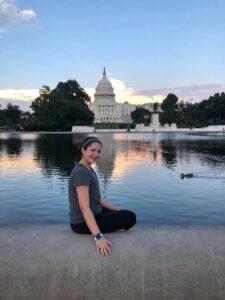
[93,232,103,241]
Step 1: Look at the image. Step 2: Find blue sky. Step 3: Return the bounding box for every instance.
[0,0,225,110]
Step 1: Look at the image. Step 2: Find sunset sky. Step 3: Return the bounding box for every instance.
[0,0,225,111]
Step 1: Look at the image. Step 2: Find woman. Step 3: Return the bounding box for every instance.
[68,136,136,256]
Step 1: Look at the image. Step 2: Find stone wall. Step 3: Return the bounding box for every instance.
[1,225,225,300]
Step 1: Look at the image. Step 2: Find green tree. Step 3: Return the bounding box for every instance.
[30,80,94,130]
[4,103,22,130]
[161,93,178,111]
[160,94,179,125]
[174,92,225,128]
[131,108,151,124]
[0,105,7,126]
[39,85,50,97]
[51,80,91,105]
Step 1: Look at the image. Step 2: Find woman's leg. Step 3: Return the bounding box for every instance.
[70,208,114,234]
[70,222,90,234]
[95,209,136,233]
[71,208,136,234]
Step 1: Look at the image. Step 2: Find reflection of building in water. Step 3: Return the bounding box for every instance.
[95,135,163,185]
[89,69,161,124]
[72,134,163,185]
[94,135,117,184]
[150,138,162,162]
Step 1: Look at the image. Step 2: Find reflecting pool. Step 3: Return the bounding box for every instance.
[0,132,225,225]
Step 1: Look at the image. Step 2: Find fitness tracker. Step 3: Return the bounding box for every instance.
[93,232,103,241]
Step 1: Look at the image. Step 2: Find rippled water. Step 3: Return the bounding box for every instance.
[0,132,225,225]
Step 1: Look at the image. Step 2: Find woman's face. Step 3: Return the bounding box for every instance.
[81,142,102,165]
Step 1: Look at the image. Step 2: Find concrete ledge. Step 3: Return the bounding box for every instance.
[1,225,225,300]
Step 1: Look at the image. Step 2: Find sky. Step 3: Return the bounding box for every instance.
[0,0,225,111]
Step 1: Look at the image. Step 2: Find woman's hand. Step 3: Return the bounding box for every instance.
[111,207,119,211]
[95,237,112,256]
[100,199,119,211]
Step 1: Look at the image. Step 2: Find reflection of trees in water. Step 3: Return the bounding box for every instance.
[0,138,23,157]
[185,139,225,167]
[2,133,224,180]
[33,134,163,182]
[0,139,2,159]
[160,138,225,169]
[34,134,80,177]
[160,140,177,168]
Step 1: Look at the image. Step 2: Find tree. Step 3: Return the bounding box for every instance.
[131,108,151,124]
[4,103,22,130]
[0,105,7,126]
[39,85,50,97]
[174,92,225,128]
[161,93,178,111]
[51,80,91,105]
[30,80,94,130]
[160,94,179,125]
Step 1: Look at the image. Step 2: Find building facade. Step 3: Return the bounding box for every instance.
[89,68,161,124]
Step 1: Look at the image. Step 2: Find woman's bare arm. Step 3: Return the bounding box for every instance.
[76,186,112,256]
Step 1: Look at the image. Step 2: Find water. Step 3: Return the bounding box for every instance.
[0,132,225,225]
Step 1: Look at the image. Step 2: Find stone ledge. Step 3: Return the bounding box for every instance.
[1,225,225,300]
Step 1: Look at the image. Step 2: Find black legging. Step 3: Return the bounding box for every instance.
[70,207,136,234]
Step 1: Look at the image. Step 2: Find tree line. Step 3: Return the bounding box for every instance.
[0,80,94,131]
[0,77,225,131]
[131,92,225,128]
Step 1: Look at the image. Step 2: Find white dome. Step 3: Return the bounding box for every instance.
[95,68,115,95]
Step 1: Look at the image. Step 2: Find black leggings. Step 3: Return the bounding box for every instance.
[70,207,136,234]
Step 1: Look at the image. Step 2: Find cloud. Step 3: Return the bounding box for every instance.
[85,79,225,105]
[110,78,165,104]
[0,88,39,111]
[0,89,39,100]
[1,81,224,112]
[0,0,37,33]
[85,78,165,105]
[135,83,225,103]
[0,98,32,111]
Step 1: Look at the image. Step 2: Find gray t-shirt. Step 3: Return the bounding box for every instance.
[68,163,102,224]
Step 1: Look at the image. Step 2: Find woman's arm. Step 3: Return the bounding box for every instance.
[76,186,112,256]
[100,198,118,211]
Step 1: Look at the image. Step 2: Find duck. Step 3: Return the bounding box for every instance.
[180,173,194,179]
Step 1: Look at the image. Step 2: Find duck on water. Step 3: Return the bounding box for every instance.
[180,173,194,179]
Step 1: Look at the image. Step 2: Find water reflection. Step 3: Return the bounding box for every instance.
[6,138,22,156]
[160,140,177,168]
[94,134,116,183]
[34,134,79,177]
[0,133,225,181]
[1,133,225,225]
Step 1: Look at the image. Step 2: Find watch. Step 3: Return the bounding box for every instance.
[93,232,103,241]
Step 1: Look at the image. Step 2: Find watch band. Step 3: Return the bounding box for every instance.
[93,232,103,241]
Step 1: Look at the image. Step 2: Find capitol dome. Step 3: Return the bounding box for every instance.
[89,68,135,124]
[95,68,115,95]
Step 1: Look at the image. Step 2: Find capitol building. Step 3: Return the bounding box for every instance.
[89,68,159,124]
